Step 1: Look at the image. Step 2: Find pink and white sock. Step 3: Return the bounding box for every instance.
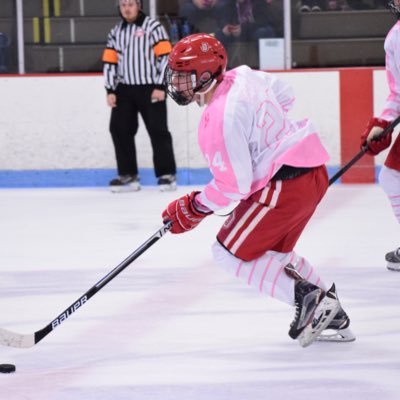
[379,166,400,224]
[212,242,326,306]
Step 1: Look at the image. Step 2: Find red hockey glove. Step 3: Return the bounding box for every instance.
[360,117,393,156]
[162,191,213,234]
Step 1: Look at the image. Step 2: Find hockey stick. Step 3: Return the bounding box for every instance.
[0,222,172,348]
[328,115,400,185]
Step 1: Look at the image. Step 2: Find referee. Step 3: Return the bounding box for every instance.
[103,0,177,192]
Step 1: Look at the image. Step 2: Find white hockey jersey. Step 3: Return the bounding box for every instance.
[380,20,400,122]
[196,65,329,211]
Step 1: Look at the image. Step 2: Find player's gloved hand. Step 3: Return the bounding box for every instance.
[162,191,212,234]
[360,117,393,155]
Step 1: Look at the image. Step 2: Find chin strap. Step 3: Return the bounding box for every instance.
[195,79,217,106]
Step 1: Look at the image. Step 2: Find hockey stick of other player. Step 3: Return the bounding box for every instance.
[328,115,400,185]
[0,221,172,349]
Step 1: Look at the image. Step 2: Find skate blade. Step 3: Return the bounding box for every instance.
[110,184,141,193]
[387,262,400,271]
[316,327,356,343]
[298,284,340,348]
[159,182,177,192]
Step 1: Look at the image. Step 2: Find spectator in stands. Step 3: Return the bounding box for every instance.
[180,0,225,35]
[298,0,325,12]
[326,0,351,10]
[298,0,351,12]
[102,0,177,192]
[267,0,284,37]
[215,0,276,58]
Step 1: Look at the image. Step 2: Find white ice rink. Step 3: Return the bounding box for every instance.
[0,184,399,400]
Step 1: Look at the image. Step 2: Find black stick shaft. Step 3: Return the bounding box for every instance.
[328,115,400,186]
[34,222,171,344]
[328,148,366,185]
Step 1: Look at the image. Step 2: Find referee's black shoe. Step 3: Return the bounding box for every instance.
[158,174,177,192]
[109,175,140,193]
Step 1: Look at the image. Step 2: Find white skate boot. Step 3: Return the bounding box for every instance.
[285,263,340,348]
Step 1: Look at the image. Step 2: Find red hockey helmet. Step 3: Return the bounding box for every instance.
[165,33,228,105]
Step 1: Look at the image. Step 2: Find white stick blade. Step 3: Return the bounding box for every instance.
[0,328,35,348]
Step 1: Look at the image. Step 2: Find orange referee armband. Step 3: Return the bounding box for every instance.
[102,48,118,64]
[154,40,172,57]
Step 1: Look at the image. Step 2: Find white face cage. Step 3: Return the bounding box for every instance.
[164,69,197,106]
[164,67,219,106]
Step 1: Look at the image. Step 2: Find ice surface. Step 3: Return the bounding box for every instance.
[0,185,399,400]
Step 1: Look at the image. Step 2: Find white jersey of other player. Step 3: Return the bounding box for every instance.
[381,20,400,121]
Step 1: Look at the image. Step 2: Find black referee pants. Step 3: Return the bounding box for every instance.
[109,84,176,178]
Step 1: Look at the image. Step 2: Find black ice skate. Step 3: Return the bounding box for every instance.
[386,247,400,271]
[285,263,340,348]
[287,276,323,340]
[298,284,340,347]
[157,174,177,192]
[109,175,140,193]
[316,307,356,343]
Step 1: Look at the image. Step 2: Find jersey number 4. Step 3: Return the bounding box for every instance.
[206,151,227,172]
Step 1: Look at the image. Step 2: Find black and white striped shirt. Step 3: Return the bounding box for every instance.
[103,12,172,92]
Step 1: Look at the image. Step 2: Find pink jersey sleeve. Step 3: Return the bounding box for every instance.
[380,21,400,121]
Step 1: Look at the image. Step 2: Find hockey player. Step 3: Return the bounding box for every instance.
[162,33,355,346]
[361,0,400,271]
